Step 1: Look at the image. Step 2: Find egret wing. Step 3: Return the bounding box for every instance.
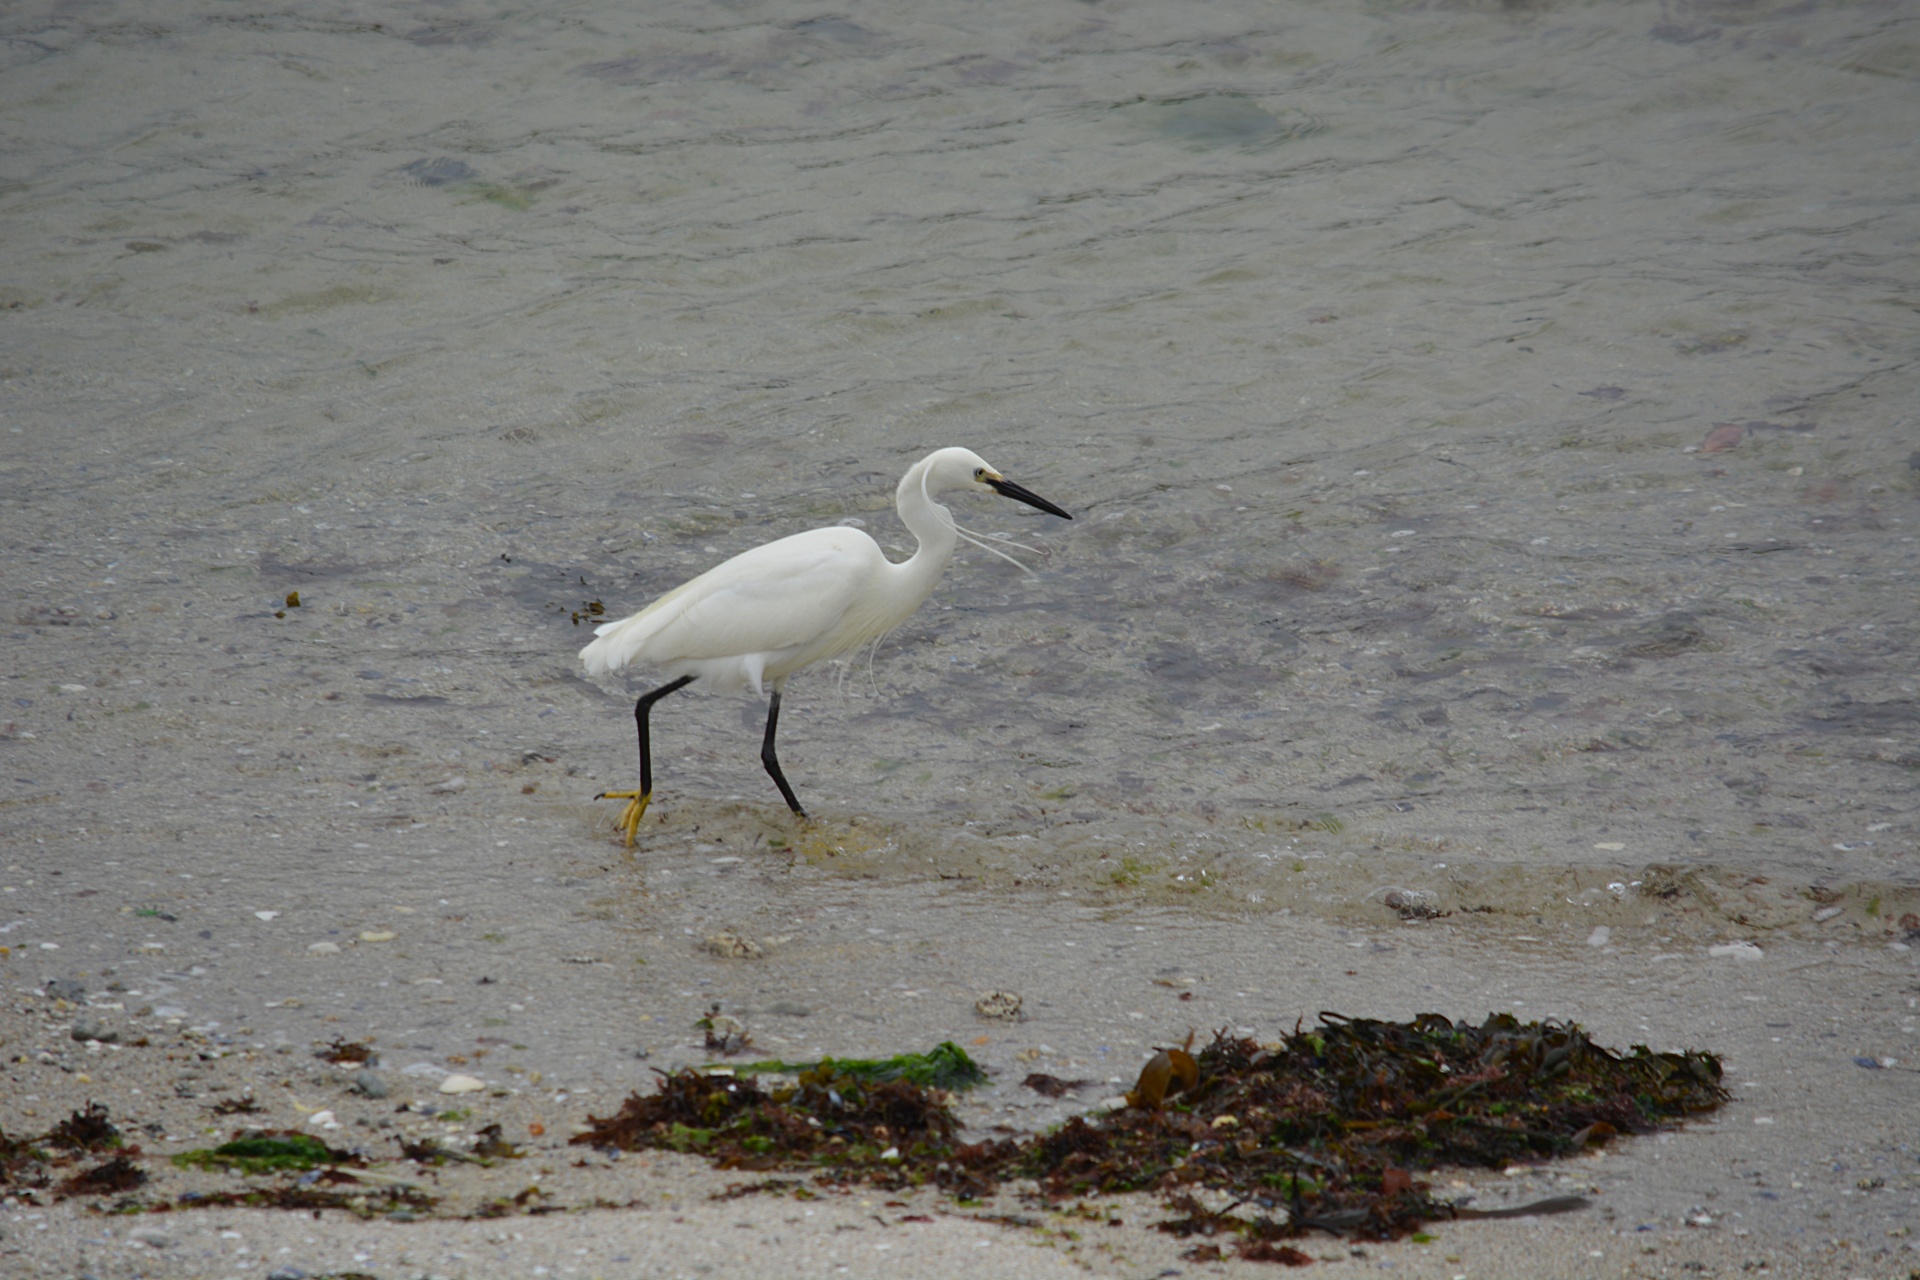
[639,529,876,663]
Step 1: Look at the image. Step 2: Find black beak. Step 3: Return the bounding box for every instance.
[985,476,1073,520]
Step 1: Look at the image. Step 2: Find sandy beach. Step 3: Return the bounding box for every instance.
[3,0,1916,1275]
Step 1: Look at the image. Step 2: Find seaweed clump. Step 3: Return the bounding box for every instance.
[2,1107,438,1218]
[44,1102,122,1152]
[164,1129,436,1217]
[573,1014,1727,1247]
[168,1181,437,1218]
[172,1131,353,1175]
[570,1042,988,1186]
[573,1059,968,1190]
[1015,1012,1726,1247]
[56,1155,148,1200]
[4,1104,134,1202]
[730,1041,988,1090]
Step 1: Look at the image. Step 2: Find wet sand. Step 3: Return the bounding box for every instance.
[4,903,1917,1277]
[3,0,1917,1274]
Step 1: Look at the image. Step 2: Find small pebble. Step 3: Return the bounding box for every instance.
[1382,887,1440,919]
[764,1000,812,1017]
[352,1069,389,1098]
[428,776,466,794]
[439,1073,486,1094]
[974,991,1024,1021]
[1586,926,1610,948]
[307,941,341,954]
[704,1013,750,1054]
[1811,906,1843,923]
[1707,941,1763,961]
[70,1015,118,1043]
[1699,423,1742,453]
[702,931,763,959]
[45,978,87,1002]
[360,930,397,943]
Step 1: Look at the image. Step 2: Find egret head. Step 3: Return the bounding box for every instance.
[915,446,1073,519]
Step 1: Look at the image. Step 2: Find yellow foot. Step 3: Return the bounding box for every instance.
[594,789,651,847]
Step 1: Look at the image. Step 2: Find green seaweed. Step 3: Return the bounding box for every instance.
[172,1132,348,1175]
[727,1040,987,1091]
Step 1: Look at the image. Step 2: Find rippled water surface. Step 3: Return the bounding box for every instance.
[3,0,1916,923]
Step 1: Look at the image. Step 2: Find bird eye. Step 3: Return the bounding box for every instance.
[974,468,986,480]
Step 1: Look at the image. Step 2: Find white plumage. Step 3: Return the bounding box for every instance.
[581,526,901,695]
[583,446,1071,844]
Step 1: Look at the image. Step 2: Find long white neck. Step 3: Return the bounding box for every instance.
[886,454,960,609]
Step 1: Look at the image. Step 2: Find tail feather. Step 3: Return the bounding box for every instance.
[580,571,712,676]
[579,606,664,676]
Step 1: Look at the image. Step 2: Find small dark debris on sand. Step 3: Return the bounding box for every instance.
[1021,1072,1093,1098]
[316,1037,375,1065]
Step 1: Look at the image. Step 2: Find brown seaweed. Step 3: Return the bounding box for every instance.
[11,1014,1728,1243]
[170,1183,436,1218]
[573,1063,962,1187]
[45,1103,121,1152]
[55,1154,147,1199]
[573,1014,1727,1242]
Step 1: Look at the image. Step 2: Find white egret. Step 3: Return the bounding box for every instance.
[581,446,1072,845]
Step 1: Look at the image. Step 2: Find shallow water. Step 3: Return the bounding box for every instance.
[3,0,1916,929]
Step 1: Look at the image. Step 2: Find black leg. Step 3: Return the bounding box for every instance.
[760,688,808,816]
[595,674,693,846]
[634,674,695,797]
